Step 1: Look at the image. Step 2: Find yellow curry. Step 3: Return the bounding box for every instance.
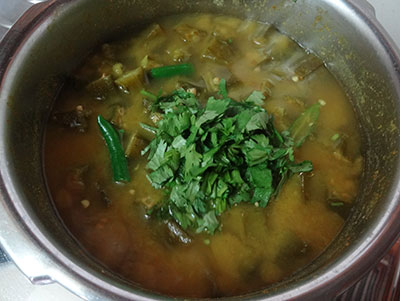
[44,14,363,298]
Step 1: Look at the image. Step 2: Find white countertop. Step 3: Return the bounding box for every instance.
[370,0,400,46]
[0,0,398,300]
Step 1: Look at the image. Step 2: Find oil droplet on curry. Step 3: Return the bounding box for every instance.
[44,14,363,298]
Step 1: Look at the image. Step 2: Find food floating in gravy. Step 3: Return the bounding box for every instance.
[44,14,363,298]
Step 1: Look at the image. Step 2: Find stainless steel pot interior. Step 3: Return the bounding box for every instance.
[0,0,399,300]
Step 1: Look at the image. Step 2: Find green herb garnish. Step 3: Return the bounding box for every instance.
[142,81,314,234]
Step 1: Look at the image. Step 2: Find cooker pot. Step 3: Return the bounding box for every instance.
[0,0,399,300]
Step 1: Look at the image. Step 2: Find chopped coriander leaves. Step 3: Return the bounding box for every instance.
[142,81,316,234]
[218,78,228,98]
[245,90,265,106]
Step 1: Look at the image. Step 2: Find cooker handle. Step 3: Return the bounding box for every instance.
[0,207,57,286]
[351,0,376,18]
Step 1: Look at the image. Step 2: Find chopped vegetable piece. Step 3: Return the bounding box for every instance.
[86,74,115,100]
[81,199,90,208]
[140,55,162,71]
[202,72,220,92]
[179,78,207,90]
[138,123,156,141]
[171,48,192,63]
[294,54,323,80]
[175,24,207,43]
[150,63,195,79]
[146,23,164,40]
[166,220,192,244]
[110,105,126,128]
[289,103,321,148]
[51,106,91,132]
[115,67,144,91]
[202,37,235,64]
[330,201,344,207]
[112,63,124,78]
[260,79,274,98]
[142,81,313,234]
[97,115,131,183]
[125,132,147,158]
[264,33,296,61]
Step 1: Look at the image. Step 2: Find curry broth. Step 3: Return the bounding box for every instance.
[44,14,363,298]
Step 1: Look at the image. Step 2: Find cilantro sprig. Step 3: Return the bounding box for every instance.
[141,81,314,234]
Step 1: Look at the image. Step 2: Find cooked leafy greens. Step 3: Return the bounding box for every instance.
[142,81,315,234]
[289,103,321,148]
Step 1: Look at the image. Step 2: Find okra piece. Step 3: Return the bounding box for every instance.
[125,132,147,158]
[86,74,115,100]
[294,54,323,80]
[115,67,144,91]
[202,38,235,64]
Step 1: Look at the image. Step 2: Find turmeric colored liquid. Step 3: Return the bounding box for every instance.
[44,14,363,297]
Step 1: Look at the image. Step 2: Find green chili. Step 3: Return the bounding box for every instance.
[150,63,194,79]
[97,115,131,183]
